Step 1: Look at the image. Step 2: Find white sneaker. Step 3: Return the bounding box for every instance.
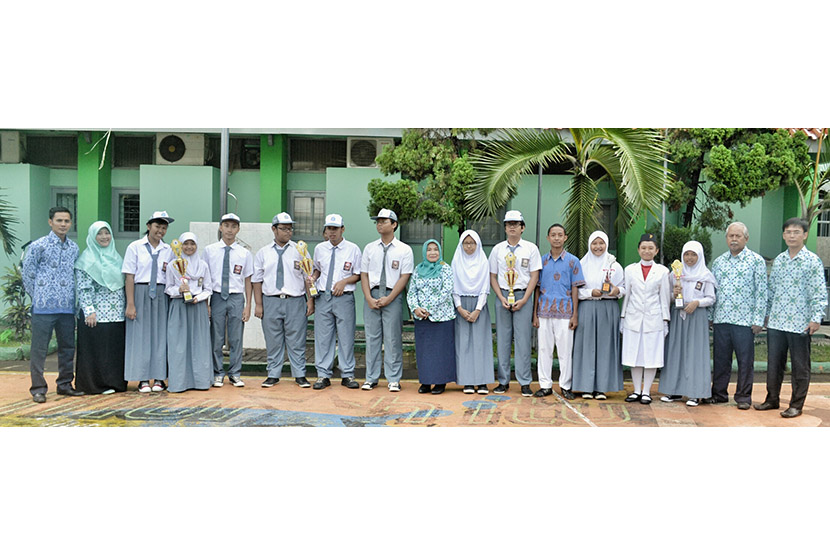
[213,378,224,388]
[138,382,151,393]
[686,398,700,407]
[102,389,115,395]
[361,381,377,391]
[228,375,245,387]
[388,382,401,392]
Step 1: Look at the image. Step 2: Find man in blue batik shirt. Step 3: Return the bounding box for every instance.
[22,207,84,403]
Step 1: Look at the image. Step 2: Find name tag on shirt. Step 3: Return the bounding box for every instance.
[233,264,242,275]
[294,261,301,270]
[391,260,399,270]
[161,262,168,272]
[521,258,529,268]
[198,277,204,288]
[695,281,703,290]
[343,261,352,271]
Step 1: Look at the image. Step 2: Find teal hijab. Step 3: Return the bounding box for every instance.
[74,221,125,291]
[415,238,444,279]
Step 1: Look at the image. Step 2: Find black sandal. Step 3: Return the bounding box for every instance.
[625,393,641,403]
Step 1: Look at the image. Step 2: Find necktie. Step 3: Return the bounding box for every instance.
[507,243,519,254]
[274,244,286,291]
[145,243,159,299]
[325,245,337,300]
[221,245,231,300]
[378,243,391,296]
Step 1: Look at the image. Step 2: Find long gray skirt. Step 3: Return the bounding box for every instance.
[167,297,213,393]
[124,284,168,381]
[658,307,712,399]
[572,299,623,393]
[454,296,495,386]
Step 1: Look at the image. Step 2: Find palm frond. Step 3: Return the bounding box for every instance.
[601,128,670,218]
[563,173,600,254]
[0,189,20,255]
[467,128,570,219]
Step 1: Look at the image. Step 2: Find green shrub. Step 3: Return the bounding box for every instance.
[645,223,712,265]
[1,264,31,340]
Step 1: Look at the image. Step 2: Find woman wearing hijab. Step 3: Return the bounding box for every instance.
[165,232,213,393]
[571,231,625,400]
[620,233,672,404]
[406,239,457,394]
[452,230,494,395]
[74,221,128,395]
[658,240,717,406]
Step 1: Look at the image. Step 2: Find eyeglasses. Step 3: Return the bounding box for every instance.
[276,226,293,232]
[783,230,804,236]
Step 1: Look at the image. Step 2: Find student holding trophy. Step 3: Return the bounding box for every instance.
[165,232,213,393]
[658,241,717,406]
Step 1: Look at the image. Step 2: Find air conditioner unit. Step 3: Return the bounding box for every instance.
[155,133,205,166]
[346,137,394,168]
[0,131,24,164]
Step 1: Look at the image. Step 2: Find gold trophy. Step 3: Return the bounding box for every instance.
[296,241,318,297]
[505,251,518,305]
[670,259,684,308]
[170,239,193,303]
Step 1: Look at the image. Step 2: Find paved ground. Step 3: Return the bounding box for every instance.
[2,369,829,427]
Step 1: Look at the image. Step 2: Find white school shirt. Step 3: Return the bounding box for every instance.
[313,239,362,293]
[121,236,173,284]
[252,240,307,297]
[361,238,414,289]
[203,240,254,294]
[164,258,212,302]
[488,239,543,290]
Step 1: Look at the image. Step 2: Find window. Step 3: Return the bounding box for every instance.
[112,189,141,238]
[51,188,78,235]
[400,220,442,245]
[595,200,618,251]
[817,209,830,237]
[468,207,506,246]
[289,138,346,172]
[289,191,326,240]
[26,135,78,168]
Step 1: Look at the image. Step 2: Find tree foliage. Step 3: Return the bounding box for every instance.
[645,223,712,265]
[366,128,493,234]
[0,188,20,255]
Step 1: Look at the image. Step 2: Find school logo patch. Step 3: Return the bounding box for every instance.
[233,264,242,275]
[198,277,204,287]
[521,258,529,268]
[343,261,352,271]
[294,260,301,270]
[161,262,168,272]
[695,281,703,290]
[391,260,400,270]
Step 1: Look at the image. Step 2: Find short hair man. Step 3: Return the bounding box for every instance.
[755,217,827,418]
[253,212,315,388]
[532,224,585,399]
[309,214,362,390]
[22,207,83,403]
[488,210,542,396]
[706,222,768,409]
[360,209,414,392]
[204,213,254,388]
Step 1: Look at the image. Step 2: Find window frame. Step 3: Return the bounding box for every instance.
[111,188,141,239]
[287,138,347,173]
[50,187,78,237]
[288,190,326,242]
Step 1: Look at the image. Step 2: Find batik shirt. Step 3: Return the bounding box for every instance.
[76,269,126,322]
[710,247,768,328]
[406,264,456,322]
[536,250,585,319]
[766,246,827,334]
[22,231,79,315]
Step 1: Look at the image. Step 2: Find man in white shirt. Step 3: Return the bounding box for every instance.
[308,214,362,389]
[204,213,254,388]
[488,210,542,396]
[360,209,414,392]
[252,212,315,388]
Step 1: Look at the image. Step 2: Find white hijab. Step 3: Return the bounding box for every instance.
[580,231,624,290]
[451,230,490,296]
[677,240,717,299]
[177,232,206,279]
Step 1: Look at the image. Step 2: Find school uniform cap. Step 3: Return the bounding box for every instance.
[639,233,657,243]
[147,210,174,224]
[220,213,241,223]
[371,208,398,222]
[324,213,344,227]
[272,212,295,225]
[503,210,524,223]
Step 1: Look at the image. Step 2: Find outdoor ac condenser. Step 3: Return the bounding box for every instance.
[0,131,24,164]
[346,137,394,168]
[155,133,206,166]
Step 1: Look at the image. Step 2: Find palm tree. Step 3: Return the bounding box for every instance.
[466,128,670,253]
[795,128,829,225]
[0,188,20,255]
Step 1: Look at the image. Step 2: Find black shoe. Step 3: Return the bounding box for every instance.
[534,388,553,397]
[313,378,331,390]
[341,377,359,389]
[625,393,641,403]
[521,385,533,397]
[32,393,46,403]
[754,400,780,411]
[296,377,311,388]
[736,402,751,410]
[561,388,576,400]
[781,407,802,418]
[493,383,509,394]
[57,387,85,396]
[640,394,653,405]
[418,384,432,394]
[261,377,280,388]
[702,397,728,404]
[431,384,446,395]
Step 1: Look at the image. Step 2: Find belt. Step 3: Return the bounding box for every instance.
[265,294,303,299]
[135,282,165,286]
[502,288,526,293]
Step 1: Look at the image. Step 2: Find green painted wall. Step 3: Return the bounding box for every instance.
[138,165,220,241]
[227,171,260,224]
[260,134,287,221]
[287,172,326,191]
[77,131,112,247]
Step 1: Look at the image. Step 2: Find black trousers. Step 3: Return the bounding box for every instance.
[765,328,811,410]
[29,313,76,395]
[712,323,755,403]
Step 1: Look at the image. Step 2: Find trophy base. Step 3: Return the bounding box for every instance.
[507,293,515,305]
[675,298,684,308]
[309,286,318,297]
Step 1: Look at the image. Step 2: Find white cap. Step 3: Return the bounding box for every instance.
[371,208,398,222]
[324,213,344,227]
[147,210,174,224]
[220,213,241,223]
[503,210,524,223]
[272,212,295,226]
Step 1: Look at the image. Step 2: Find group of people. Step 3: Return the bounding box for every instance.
[23,205,827,419]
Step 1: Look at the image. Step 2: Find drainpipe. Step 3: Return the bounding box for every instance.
[220,128,230,217]
[660,156,667,265]
[536,163,543,246]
